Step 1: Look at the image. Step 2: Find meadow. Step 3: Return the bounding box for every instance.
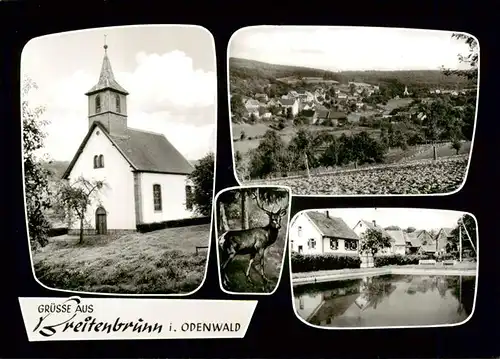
[32,224,210,294]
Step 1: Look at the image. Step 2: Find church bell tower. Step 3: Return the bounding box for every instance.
[85,37,129,137]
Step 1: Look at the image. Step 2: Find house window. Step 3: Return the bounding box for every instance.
[185,185,193,211]
[115,94,121,113]
[98,154,104,168]
[308,238,316,249]
[95,95,101,113]
[345,240,358,251]
[93,155,99,168]
[298,226,302,237]
[94,154,104,168]
[330,238,338,250]
[153,184,162,211]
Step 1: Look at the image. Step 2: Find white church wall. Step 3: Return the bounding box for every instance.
[67,126,137,230]
[140,172,194,223]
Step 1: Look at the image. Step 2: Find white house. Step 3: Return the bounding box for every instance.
[385,229,407,255]
[278,98,299,116]
[62,43,196,234]
[353,220,396,255]
[290,211,360,255]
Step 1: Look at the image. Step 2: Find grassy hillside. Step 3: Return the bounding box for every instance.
[229,57,475,96]
[41,160,70,180]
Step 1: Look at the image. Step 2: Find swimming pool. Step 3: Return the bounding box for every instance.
[293,274,476,328]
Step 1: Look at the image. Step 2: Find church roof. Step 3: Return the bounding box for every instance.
[85,45,129,96]
[62,121,194,179]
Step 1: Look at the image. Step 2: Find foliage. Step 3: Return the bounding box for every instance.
[56,176,106,244]
[446,214,477,258]
[230,94,246,122]
[22,77,52,248]
[360,228,393,256]
[248,130,288,178]
[374,254,426,267]
[442,33,479,82]
[291,252,361,272]
[136,216,211,233]
[187,152,215,217]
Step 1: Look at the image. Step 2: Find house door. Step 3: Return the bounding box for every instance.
[298,245,303,254]
[95,207,107,235]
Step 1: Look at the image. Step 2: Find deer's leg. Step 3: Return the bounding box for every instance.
[245,253,256,280]
[220,246,237,287]
[258,248,270,282]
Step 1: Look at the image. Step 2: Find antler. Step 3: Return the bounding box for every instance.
[251,188,273,215]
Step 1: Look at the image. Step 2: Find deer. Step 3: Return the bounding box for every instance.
[218,191,287,289]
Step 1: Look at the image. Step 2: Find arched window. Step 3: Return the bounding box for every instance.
[153,184,162,211]
[115,94,121,113]
[95,95,101,113]
[93,155,99,168]
[99,154,104,168]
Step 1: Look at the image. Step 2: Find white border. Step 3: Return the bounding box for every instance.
[213,184,292,296]
[287,208,479,330]
[22,24,218,297]
[226,25,481,197]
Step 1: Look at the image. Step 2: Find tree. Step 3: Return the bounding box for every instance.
[248,130,287,179]
[360,228,393,256]
[22,77,52,248]
[286,107,293,119]
[240,130,247,141]
[442,33,479,82]
[187,152,215,216]
[406,227,416,233]
[230,94,247,122]
[446,214,477,259]
[56,176,105,244]
[451,139,462,155]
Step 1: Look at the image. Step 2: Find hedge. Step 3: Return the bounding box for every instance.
[373,253,456,267]
[48,227,68,237]
[136,216,211,233]
[291,252,361,273]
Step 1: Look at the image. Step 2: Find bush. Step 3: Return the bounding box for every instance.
[137,216,211,233]
[291,252,361,273]
[374,254,427,267]
[48,227,68,237]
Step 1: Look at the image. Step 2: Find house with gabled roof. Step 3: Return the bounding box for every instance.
[435,227,454,254]
[385,229,407,255]
[352,220,396,255]
[278,98,299,116]
[62,43,195,234]
[289,211,360,256]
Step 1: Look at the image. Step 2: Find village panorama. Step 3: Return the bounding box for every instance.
[229,27,479,195]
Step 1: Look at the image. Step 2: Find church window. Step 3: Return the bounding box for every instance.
[115,94,121,113]
[185,185,193,211]
[93,155,99,168]
[95,95,101,113]
[99,154,104,168]
[153,184,162,211]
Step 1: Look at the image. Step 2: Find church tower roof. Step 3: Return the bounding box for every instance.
[85,39,129,96]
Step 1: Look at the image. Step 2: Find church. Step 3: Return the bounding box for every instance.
[62,43,196,234]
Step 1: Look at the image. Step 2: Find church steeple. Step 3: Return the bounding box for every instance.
[85,36,129,137]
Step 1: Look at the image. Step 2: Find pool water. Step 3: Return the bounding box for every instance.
[293,274,476,328]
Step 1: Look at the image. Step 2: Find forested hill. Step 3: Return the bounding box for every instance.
[229,57,475,96]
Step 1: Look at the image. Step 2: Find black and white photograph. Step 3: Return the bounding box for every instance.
[216,186,291,294]
[289,208,478,328]
[228,26,479,195]
[22,25,217,295]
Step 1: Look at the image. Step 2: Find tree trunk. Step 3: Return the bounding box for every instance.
[79,217,84,244]
[219,202,229,232]
[241,191,249,229]
[433,144,437,160]
[304,153,311,179]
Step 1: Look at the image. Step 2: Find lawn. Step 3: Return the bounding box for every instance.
[410,141,472,161]
[33,224,211,294]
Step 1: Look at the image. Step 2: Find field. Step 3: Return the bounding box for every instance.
[32,224,211,294]
[244,155,469,195]
[232,122,381,154]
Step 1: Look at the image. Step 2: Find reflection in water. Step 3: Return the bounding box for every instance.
[294,275,475,328]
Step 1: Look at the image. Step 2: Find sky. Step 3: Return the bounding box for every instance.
[230,26,475,71]
[21,25,216,162]
[312,208,467,231]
